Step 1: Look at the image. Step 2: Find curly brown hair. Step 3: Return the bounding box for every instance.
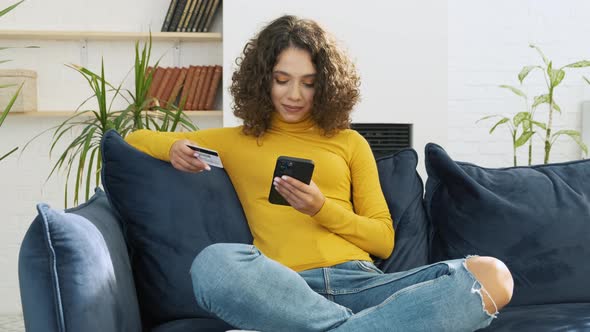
[230,15,361,138]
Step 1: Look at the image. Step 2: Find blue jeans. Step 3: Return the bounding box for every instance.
[190,243,496,332]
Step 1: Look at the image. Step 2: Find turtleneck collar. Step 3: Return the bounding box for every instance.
[270,111,316,132]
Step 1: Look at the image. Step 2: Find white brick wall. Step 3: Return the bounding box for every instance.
[448,0,590,166]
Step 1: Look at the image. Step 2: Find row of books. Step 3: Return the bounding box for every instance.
[147,65,222,111]
[161,0,221,33]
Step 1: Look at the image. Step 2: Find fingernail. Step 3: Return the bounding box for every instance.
[193,152,199,157]
[281,176,288,180]
[274,177,280,182]
[206,166,211,171]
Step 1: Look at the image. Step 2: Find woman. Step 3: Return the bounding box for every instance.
[126,15,513,332]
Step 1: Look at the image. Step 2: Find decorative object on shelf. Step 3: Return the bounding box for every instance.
[23,34,198,207]
[0,69,37,112]
[478,44,590,165]
[162,0,221,32]
[0,0,38,162]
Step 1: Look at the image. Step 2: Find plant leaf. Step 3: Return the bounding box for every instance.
[529,44,549,65]
[0,0,24,18]
[532,94,550,109]
[513,112,530,127]
[0,82,23,127]
[490,118,510,134]
[552,130,588,156]
[531,121,547,130]
[518,66,540,84]
[563,60,590,68]
[499,85,527,98]
[515,131,535,148]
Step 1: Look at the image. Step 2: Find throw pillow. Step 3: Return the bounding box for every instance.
[18,188,141,332]
[424,142,590,306]
[374,148,430,273]
[100,130,253,328]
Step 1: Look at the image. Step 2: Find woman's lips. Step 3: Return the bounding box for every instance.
[283,104,303,112]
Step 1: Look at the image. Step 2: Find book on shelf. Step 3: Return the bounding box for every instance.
[190,66,206,110]
[168,0,188,32]
[161,0,179,32]
[181,0,199,32]
[205,65,222,110]
[147,67,165,107]
[176,0,193,32]
[190,0,209,33]
[168,67,188,105]
[179,65,196,109]
[186,0,204,32]
[198,66,215,110]
[201,0,220,32]
[146,65,222,110]
[155,67,174,105]
[161,67,181,105]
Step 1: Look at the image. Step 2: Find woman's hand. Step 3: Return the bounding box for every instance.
[169,139,211,173]
[273,176,325,216]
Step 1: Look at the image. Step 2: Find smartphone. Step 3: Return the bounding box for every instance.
[269,156,315,206]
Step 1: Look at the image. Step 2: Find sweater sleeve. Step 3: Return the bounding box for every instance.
[124,129,195,161]
[124,128,229,162]
[311,131,395,259]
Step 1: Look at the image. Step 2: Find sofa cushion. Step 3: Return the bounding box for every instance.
[424,143,590,306]
[18,188,141,332]
[374,148,430,273]
[100,130,253,328]
[481,303,590,331]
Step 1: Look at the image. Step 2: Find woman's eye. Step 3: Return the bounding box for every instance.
[275,79,288,85]
[303,82,315,88]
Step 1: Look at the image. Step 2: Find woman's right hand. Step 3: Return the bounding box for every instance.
[169,139,211,173]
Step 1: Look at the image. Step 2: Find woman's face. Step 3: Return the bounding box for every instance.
[271,47,316,123]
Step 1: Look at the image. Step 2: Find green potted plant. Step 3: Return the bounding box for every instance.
[25,35,197,207]
[479,44,589,165]
[0,0,38,162]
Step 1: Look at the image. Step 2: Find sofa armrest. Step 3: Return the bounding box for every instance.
[18,189,142,332]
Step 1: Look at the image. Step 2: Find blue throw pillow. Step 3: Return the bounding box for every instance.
[374,148,430,273]
[424,143,590,306]
[18,188,141,332]
[100,130,253,328]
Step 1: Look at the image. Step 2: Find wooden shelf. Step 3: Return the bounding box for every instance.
[8,110,223,117]
[0,30,222,42]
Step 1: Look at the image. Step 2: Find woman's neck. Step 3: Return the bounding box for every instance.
[270,112,316,132]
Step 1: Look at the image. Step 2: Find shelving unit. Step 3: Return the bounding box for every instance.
[0,29,224,123]
[7,110,222,117]
[0,30,222,42]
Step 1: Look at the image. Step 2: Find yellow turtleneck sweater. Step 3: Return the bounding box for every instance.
[125,113,394,272]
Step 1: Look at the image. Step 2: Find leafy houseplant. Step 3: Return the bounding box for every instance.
[0,0,38,162]
[25,35,197,207]
[479,44,590,165]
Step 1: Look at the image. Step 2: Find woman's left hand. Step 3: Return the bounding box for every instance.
[273,176,325,216]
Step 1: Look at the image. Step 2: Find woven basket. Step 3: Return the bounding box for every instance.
[0,69,37,112]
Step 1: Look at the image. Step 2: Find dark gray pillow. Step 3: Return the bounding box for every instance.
[424,142,590,306]
[374,148,430,273]
[100,130,252,329]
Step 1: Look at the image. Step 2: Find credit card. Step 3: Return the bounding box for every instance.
[186,144,224,169]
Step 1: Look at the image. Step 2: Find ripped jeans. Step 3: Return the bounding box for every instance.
[190,243,497,332]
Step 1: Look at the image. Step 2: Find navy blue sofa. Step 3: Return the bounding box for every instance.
[18,130,590,331]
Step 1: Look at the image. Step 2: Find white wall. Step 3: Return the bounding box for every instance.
[223,0,448,178]
[448,0,590,166]
[0,0,222,314]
